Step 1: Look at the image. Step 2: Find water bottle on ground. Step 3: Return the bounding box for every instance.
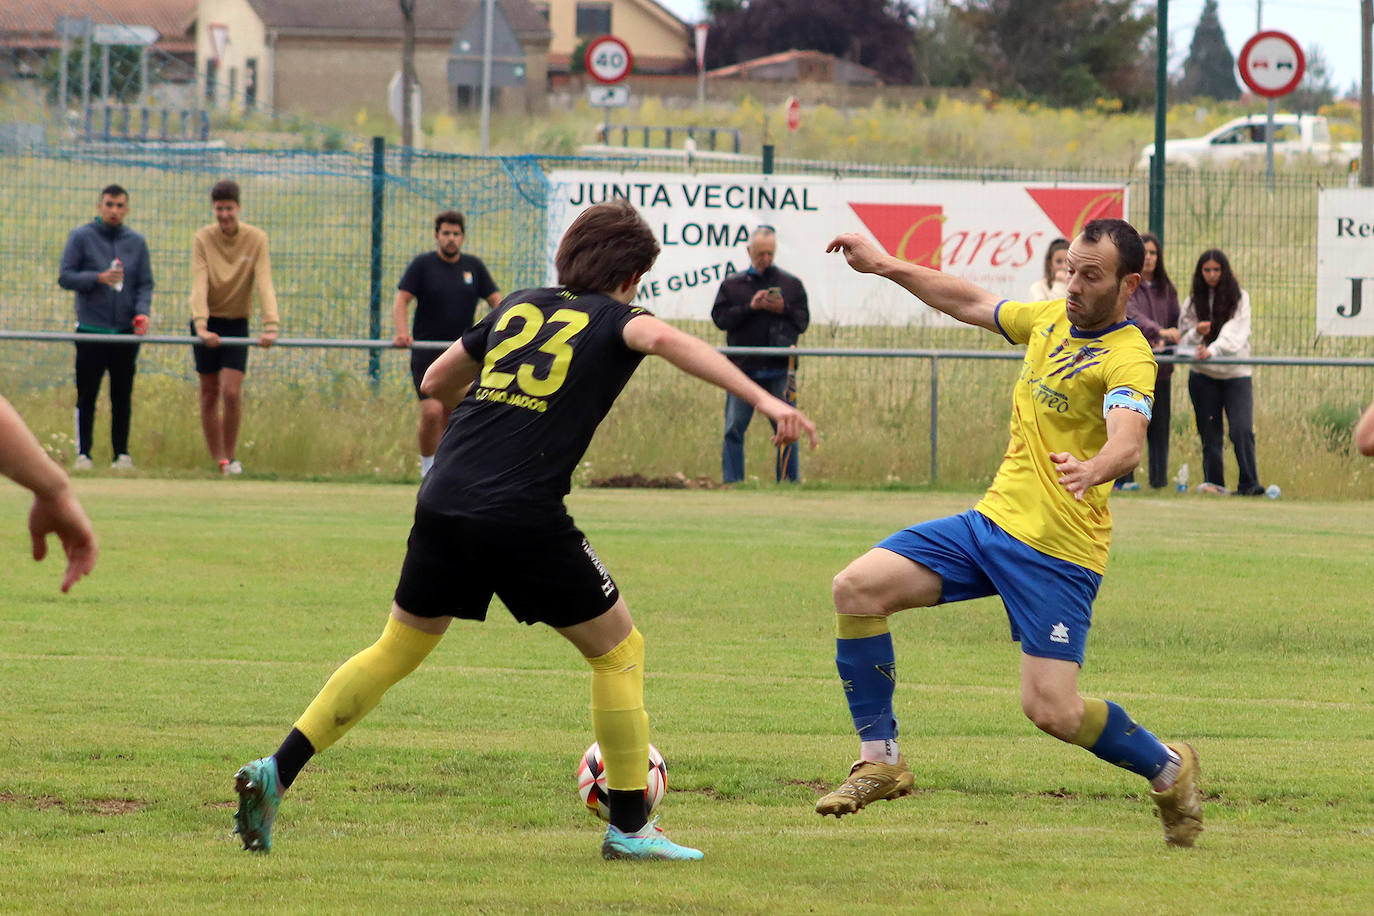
[1175,463,1189,493]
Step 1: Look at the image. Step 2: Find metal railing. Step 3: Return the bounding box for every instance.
[7,331,1372,484]
[598,124,742,154]
[83,104,212,143]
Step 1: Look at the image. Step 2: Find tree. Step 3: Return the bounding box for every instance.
[705,0,918,84]
[957,0,1154,107]
[1288,44,1336,112]
[1177,0,1238,100]
[909,2,981,88]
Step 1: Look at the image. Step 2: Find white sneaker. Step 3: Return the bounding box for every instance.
[223,460,243,475]
[74,455,95,471]
[111,454,134,470]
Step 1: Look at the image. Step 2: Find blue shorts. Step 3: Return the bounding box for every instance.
[876,510,1101,664]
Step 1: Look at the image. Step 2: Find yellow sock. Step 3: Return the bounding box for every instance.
[588,627,649,791]
[294,616,442,752]
[1071,697,1109,748]
[836,614,890,638]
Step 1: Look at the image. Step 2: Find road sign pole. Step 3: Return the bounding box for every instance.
[1265,97,1276,189]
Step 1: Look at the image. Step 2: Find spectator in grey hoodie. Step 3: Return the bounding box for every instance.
[58,184,154,470]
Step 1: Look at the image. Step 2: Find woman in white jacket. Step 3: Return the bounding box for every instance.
[1179,248,1265,495]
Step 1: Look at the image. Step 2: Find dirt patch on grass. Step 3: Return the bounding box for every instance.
[0,791,146,815]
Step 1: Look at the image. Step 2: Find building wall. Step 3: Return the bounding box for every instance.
[544,0,688,68]
[273,38,548,117]
[196,0,270,111]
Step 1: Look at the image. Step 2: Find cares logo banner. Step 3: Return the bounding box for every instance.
[546,171,1125,326]
[1317,189,1374,337]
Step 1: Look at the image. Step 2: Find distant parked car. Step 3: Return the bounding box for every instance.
[1137,114,1361,170]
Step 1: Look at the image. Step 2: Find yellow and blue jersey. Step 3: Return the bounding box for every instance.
[974,298,1156,574]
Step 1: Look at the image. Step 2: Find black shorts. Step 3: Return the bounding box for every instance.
[191,317,250,374]
[410,348,443,400]
[393,504,620,627]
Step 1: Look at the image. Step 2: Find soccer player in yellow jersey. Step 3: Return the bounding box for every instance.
[816,219,1202,848]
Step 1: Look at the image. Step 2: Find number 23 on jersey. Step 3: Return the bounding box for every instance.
[479,303,589,398]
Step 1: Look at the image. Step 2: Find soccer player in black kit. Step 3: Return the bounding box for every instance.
[233,199,816,861]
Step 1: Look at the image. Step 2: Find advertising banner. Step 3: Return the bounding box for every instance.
[546,171,1126,326]
[1316,189,1374,337]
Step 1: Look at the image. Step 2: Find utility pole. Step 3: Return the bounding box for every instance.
[1362,0,1372,187]
[479,0,494,154]
[1149,0,1168,241]
[400,0,416,150]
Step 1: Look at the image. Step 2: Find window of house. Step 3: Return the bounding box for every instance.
[228,67,237,104]
[245,58,258,108]
[204,58,218,102]
[575,3,611,37]
[533,3,550,20]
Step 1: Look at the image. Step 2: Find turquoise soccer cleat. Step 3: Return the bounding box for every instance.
[233,756,282,852]
[601,817,704,861]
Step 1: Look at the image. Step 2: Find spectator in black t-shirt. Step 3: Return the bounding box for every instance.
[392,210,501,476]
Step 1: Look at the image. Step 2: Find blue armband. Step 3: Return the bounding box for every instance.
[1102,386,1152,420]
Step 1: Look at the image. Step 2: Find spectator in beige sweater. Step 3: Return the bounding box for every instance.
[189,180,280,475]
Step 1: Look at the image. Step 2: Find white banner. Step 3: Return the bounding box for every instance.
[546,171,1127,326]
[1316,189,1374,337]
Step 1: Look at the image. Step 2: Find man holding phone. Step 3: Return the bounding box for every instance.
[711,226,810,483]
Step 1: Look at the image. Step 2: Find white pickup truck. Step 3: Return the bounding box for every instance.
[1137,113,1361,169]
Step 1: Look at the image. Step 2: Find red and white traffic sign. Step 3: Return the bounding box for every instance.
[584,35,633,85]
[785,97,801,132]
[1238,30,1305,98]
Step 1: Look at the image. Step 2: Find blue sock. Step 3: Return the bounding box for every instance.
[835,632,898,741]
[1085,700,1170,780]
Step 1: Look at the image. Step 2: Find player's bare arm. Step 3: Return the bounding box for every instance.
[1050,406,1148,500]
[1355,396,1374,457]
[419,339,480,410]
[622,314,817,449]
[826,232,1001,331]
[485,291,502,311]
[0,396,97,592]
[392,289,415,347]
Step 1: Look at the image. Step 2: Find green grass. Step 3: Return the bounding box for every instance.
[2,480,1373,912]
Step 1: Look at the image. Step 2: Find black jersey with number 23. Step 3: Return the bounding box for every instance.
[418,287,650,523]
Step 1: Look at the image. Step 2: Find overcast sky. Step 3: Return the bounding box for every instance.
[656,0,1367,97]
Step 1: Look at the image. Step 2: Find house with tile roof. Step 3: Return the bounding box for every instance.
[193,0,552,117]
[536,0,691,81]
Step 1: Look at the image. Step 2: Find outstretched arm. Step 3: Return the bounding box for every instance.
[826,232,1002,332]
[1050,407,1148,500]
[1356,396,1374,457]
[622,315,817,450]
[0,396,97,592]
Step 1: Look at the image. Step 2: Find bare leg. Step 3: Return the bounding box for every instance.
[198,372,224,462]
[1019,654,1085,741]
[418,397,448,458]
[220,368,245,460]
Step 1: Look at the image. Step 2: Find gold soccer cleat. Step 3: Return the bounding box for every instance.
[1150,742,1203,848]
[815,757,915,817]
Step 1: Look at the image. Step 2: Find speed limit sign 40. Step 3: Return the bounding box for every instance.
[584,35,633,85]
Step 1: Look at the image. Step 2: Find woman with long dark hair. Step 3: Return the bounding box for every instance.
[1116,233,1181,490]
[1179,248,1264,495]
[1028,237,1069,300]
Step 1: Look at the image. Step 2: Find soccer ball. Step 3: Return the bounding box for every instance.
[576,742,667,821]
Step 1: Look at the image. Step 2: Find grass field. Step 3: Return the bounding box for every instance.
[2,480,1373,913]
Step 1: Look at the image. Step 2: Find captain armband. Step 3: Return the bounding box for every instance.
[1102,386,1152,421]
